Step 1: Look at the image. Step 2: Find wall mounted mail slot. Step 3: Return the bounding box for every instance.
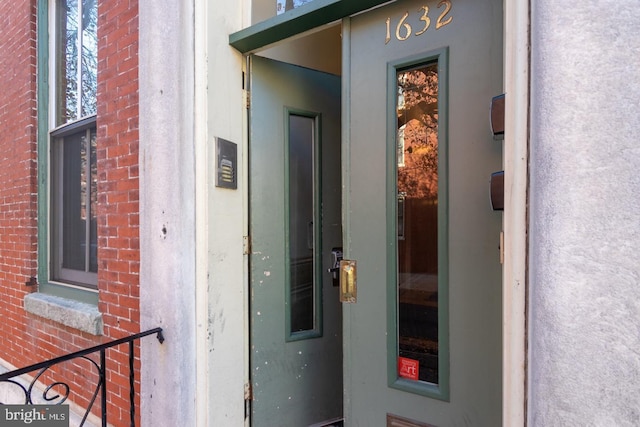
[490,94,505,138]
[491,171,504,211]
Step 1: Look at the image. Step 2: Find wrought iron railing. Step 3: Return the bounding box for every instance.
[0,327,164,427]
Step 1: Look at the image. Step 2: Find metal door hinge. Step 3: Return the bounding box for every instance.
[244,382,252,419]
[243,62,251,111]
[243,236,251,255]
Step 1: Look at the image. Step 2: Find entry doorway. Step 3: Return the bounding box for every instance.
[247,0,504,423]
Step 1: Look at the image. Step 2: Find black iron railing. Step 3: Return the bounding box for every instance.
[0,327,164,427]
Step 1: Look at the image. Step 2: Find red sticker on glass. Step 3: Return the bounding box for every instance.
[398,357,420,381]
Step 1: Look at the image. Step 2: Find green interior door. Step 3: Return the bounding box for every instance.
[343,0,503,425]
[249,55,343,426]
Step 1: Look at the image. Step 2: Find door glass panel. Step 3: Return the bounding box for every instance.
[288,114,317,335]
[396,62,439,384]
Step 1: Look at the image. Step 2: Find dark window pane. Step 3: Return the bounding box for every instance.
[397,62,439,384]
[61,131,86,270]
[89,128,97,272]
[52,125,97,287]
[289,115,315,333]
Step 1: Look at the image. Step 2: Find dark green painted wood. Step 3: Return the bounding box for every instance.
[229,0,396,53]
[249,56,342,426]
[343,0,503,424]
[36,282,99,305]
[37,0,49,288]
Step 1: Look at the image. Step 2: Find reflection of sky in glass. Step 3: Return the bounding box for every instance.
[276,0,315,15]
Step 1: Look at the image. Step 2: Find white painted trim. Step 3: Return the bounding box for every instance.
[47,0,56,129]
[502,0,530,425]
[204,2,248,425]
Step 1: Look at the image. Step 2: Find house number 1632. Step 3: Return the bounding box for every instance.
[385,1,453,44]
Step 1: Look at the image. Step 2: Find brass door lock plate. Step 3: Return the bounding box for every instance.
[339,260,357,303]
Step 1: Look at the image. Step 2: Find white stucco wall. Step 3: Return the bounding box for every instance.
[529,1,640,425]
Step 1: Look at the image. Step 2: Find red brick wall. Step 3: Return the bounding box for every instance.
[0,0,39,363]
[0,1,141,426]
[97,0,141,424]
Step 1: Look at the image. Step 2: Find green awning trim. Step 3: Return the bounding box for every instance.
[229,0,394,53]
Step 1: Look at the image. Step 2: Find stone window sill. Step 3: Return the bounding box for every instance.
[24,293,103,336]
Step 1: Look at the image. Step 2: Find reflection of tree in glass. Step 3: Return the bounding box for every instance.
[81,0,97,117]
[396,64,440,384]
[397,64,438,200]
[60,0,78,123]
[61,0,97,123]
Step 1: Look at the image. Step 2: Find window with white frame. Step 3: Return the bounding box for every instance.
[49,0,98,288]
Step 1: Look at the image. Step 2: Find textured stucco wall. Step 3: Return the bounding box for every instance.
[529,1,640,425]
[139,1,197,426]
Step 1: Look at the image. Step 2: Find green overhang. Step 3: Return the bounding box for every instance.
[229,0,395,53]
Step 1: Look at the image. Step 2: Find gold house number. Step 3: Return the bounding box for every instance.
[385,0,453,44]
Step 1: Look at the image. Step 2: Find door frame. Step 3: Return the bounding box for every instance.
[501,1,529,425]
[235,1,530,425]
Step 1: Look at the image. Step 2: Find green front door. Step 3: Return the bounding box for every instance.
[343,0,503,425]
[249,55,343,426]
